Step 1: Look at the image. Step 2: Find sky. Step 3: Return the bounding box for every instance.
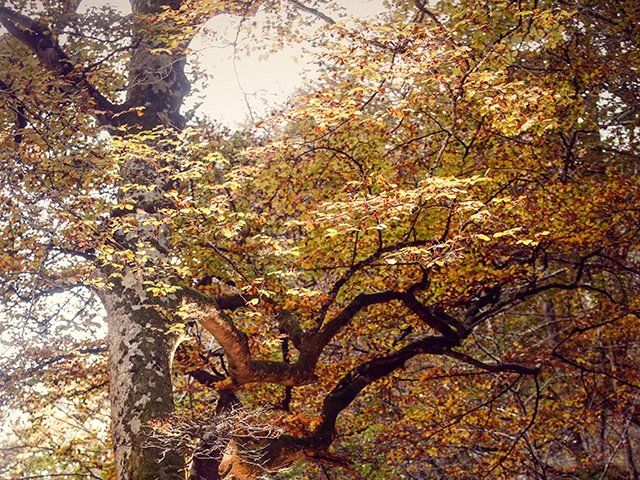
[78,0,386,127]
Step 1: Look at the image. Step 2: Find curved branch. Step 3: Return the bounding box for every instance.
[0,6,120,125]
[198,307,313,387]
[182,285,305,349]
[311,335,457,445]
[413,0,447,30]
[467,251,605,326]
[198,309,255,384]
[402,293,466,339]
[287,0,336,25]
[256,343,541,472]
[316,239,430,328]
[194,276,440,387]
[315,290,405,346]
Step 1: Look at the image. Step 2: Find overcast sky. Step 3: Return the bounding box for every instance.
[79,0,386,127]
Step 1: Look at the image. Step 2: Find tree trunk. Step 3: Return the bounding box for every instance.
[103,0,192,477]
[190,391,240,480]
[105,288,183,480]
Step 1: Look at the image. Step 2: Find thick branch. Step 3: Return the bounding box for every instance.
[402,293,466,339]
[198,308,313,387]
[254,342,541,470]
[199,309,254,384]
[187,368,226,388]
[311,335,457,444]
[0,6,119,124]
[182,285,305,349]
[195,276,444,387]
[287,0,336,25]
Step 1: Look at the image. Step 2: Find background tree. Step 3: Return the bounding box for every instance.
[1,1,639,480]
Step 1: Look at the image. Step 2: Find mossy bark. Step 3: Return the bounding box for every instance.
[105,288,183,480]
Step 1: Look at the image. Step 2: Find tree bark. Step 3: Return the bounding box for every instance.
[190,390,240,480]
[104,289,183,480]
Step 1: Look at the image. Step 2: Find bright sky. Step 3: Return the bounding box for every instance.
[79,0,386,127]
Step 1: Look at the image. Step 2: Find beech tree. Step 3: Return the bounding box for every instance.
[1,1,639,480]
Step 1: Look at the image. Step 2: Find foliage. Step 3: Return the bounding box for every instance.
[1,0,639,479]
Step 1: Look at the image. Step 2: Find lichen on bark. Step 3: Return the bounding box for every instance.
[104,286,184,480]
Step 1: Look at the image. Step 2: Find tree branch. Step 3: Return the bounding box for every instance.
[316,239,430,328]
[182,284,306,350]
[413,0,447,30]
[0,6,120,125]
[311,335,457,444]
[445,350,540,376]
[287,0,336,25]
[0,77,28,143]
[193,275,442,388]
[402,293,466,339]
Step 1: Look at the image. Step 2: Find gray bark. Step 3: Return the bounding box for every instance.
[105,289,183,480]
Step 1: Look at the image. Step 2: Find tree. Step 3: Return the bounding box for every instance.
[1,1,639,479]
